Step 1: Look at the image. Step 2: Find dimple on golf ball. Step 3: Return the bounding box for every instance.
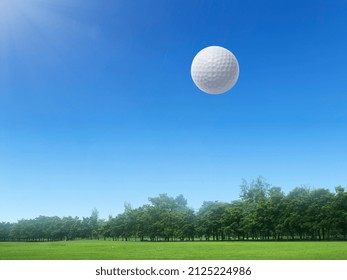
[191,46,239,94]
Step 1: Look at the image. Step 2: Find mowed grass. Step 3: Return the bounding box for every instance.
[0,240,346,260]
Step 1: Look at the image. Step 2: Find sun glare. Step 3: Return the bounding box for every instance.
[0,0,75,87]
[0,0,22,20]
[0,0,83,49]
[0,0,95,91]
[0,0,32,42]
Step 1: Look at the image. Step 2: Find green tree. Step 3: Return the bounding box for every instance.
[0,222,12,241]
[332,186,347,238]
[283,186,311,239]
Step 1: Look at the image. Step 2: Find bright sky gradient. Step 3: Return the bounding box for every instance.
[1,0,347,222]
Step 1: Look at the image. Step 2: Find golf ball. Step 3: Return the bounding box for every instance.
[191,46,239,94]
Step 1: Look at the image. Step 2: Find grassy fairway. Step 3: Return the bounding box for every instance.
[0,240,346,260]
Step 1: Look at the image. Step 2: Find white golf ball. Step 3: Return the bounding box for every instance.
[191,46,239,94]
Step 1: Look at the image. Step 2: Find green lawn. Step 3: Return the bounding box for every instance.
[0,240,346,260]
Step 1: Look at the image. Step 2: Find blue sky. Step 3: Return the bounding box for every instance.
[1,0,346,222]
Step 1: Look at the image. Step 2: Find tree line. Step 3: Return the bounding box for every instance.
[1,177,346,242]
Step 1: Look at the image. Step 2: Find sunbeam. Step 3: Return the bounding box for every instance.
[0,0,97,92]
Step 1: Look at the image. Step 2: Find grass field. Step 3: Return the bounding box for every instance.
[0,240,346,260]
